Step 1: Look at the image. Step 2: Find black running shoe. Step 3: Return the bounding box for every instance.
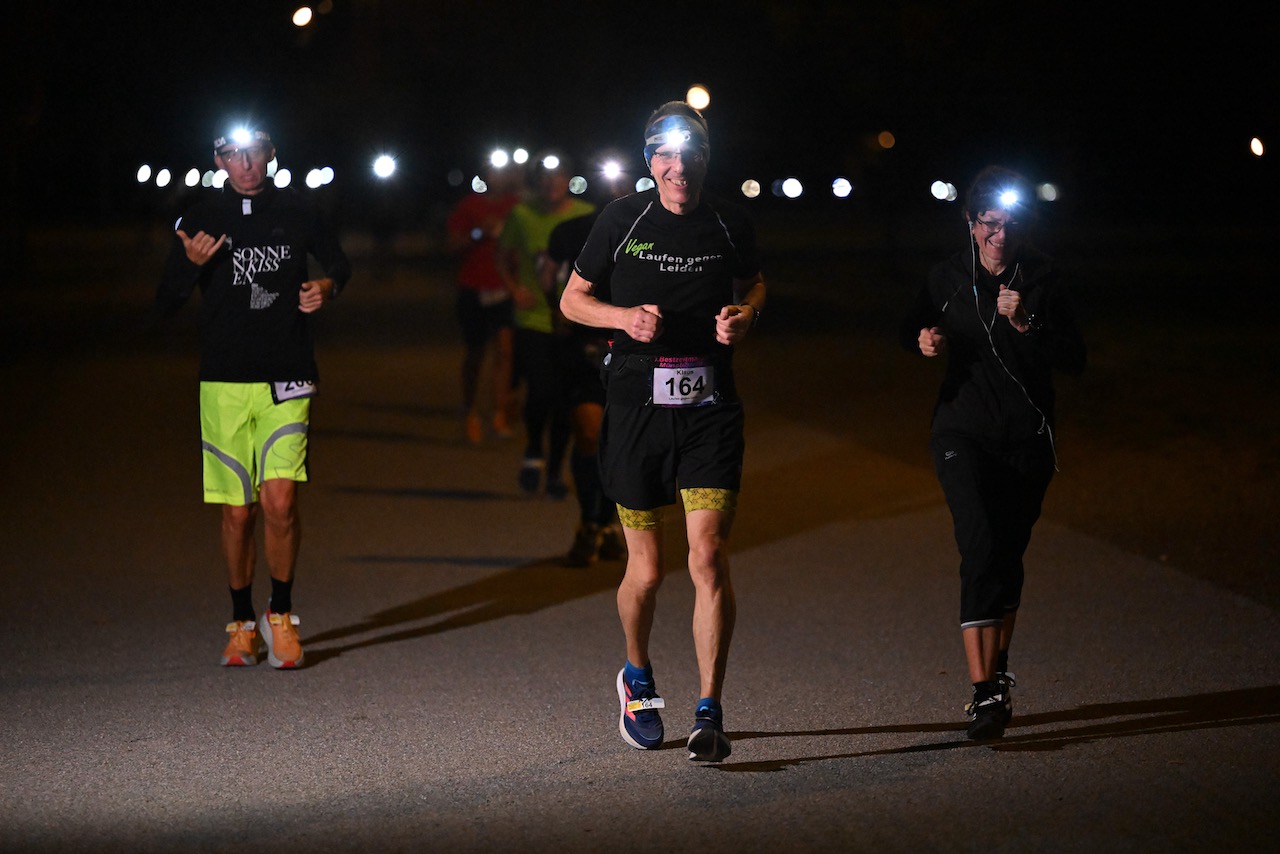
[688,711,732,762]
[966,681,1008,741]
[518,458,543,495]
[995,670,1016,726]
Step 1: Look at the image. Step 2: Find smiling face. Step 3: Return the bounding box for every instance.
[968,208,1023,274]
[649,143,706,214]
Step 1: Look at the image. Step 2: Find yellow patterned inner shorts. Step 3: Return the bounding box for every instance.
[616,487,738,530]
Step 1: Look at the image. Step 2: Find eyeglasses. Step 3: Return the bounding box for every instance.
[974,217,1020,234]
[216,145,269,164]
[651,148,706,165]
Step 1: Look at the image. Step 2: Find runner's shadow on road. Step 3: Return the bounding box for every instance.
[709,685,1280,772]
[301,557,627,666]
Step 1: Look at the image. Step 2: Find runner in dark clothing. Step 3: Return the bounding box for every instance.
[901,164,1086,740]
[561,101,765,763]
[542,209,627,566]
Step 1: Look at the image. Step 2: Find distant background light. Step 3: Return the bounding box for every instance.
[542,154,560,171]
[185,168,200,187]
[741,179,761,199]
[292,6,313,27]
[306,169,323,189]
[490,149,509,169]
[471,175,488,193]
[831,177,853,198]
[636,177,655,192]
[569,175,588,194]
[686,85,710,110]
[320,166,334,185]
[373,154,396,179]
[136,165,152,183]
[447,168,465,187]
[602,160,622,181]
[782,178,804,199]
[877,131,896,149]
[155,168,172,188]
[513,148,529,165]
[1251,137,1264,157]
[931,180,959,201]
[213,171,227,189]
[1037,182,1059,202]
[274,168,292,189]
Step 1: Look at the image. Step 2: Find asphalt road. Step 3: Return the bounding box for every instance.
[2,218,1277,852]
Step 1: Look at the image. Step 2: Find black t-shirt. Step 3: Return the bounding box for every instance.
[156,185,351,383]
[573,189,760,360]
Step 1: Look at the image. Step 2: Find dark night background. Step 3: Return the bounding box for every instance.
[4,1,1276,234]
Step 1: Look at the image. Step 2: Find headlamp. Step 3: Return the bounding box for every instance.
[213,127,272,152]
[646,127,693,148]
[642,113,709,166]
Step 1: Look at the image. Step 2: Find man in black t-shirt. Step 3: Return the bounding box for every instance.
[560,101,765,763]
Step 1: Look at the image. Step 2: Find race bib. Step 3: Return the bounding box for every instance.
[271,380,317,404]
[652,357,715,407]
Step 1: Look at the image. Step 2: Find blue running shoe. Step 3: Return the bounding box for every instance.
[617,668,665,749]
[688,707,732,762]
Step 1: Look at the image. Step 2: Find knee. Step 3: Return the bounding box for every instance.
[222,503,255,530]
[622,558,664,596]
[258,482,298,526]
[688,539,728,586]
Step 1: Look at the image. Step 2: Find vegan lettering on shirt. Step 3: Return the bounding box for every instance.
[624,239,722,273]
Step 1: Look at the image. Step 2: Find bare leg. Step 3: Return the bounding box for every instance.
[259,478,300,583]
[963,624,1001,683]
[220,503,259,589]
[618,524,664,667]
[686,508,736,700]
[1000,610,1018,662]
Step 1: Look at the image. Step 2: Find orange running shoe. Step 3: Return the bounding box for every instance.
[221,620,261,667]
[261,610,304,669]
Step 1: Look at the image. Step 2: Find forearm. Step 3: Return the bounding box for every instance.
[560,275,626,330]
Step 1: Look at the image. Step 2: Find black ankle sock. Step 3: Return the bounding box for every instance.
[269,577,294,614]
[997,650,1009,674]
[230,584,255,623]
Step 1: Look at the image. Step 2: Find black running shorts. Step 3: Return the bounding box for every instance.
[598,400,745,510]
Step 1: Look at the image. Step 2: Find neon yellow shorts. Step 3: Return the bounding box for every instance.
[200,382,310,505]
